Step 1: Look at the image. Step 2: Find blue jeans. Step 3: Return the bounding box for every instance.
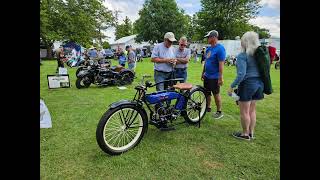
[154,70,174,91]
[128,63,136,71]
[174,68,187,83]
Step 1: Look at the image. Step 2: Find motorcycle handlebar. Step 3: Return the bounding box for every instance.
[148,78,184,88]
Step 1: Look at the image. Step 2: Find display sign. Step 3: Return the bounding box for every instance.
[47,75,70,89]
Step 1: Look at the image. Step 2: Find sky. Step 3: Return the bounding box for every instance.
[103,0,280,43]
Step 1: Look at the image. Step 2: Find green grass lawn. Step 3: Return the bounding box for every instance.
[40,58,280,179]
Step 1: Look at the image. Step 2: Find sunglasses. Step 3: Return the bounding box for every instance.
[179,44,187,47]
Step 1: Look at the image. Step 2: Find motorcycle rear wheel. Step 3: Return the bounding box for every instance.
[183,87,207,124]
[119,71,134,85]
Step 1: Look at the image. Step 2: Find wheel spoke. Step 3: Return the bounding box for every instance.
[125,131,135,142]
[127,111,139,127]
[107,130,122,145]
[118,113,125,126]
[125,109,136,126]
[128,125,143,128]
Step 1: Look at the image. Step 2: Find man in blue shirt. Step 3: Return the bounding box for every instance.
[201,30,226,119]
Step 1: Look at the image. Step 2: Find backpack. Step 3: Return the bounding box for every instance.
[254,45,273,95]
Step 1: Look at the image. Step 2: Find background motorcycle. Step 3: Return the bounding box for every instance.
[76,57,111,77]
[75,60,134,89]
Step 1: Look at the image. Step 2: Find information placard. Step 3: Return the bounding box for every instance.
[47,75,70,89]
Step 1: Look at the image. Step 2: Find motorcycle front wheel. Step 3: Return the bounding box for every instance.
[96,104,148,155]
[75,76,91,89]
[76,67,85,77]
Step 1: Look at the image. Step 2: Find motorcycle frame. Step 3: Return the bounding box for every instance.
[131,78,204,127]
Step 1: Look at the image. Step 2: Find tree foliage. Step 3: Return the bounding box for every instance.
[40,0,114,53]
[115,16,133,40]
[102,41,111,49]
[196,0,262,40]
[134,0,189,44]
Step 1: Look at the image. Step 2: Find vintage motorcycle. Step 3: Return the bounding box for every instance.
[96,75,208,155]
[75,60,134,89]
[75,57,111,77]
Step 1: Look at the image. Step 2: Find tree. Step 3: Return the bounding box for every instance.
[115,16,133,40]
[134,0,189,44]
[250,25,271,39]
[102,41,111,49]
[40,0,114,58]
[196,0,261,40]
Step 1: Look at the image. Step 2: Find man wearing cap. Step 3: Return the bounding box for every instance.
[202,30,226,119]
[126,45,136,72]
[151,32,178,91]
[174,36,191,83]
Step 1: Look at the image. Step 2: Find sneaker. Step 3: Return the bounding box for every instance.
[206,108,211,112]
[232,132,250,141]
[213,111,224,119]
[249,133,254,139]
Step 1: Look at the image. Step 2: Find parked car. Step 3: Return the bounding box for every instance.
[104,49,114,59]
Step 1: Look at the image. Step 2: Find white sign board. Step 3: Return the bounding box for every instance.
[47,75,70,89]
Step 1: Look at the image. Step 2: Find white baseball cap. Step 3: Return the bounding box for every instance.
[164,32,177,42]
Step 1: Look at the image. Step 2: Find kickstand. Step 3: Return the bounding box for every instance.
[198,109,201,128]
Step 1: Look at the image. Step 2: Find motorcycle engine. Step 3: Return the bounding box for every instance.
[98,69,114,85]
[152,103,178,124]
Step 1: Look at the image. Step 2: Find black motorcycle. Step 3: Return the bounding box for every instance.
[75,60,134,89]
[76,58,111,77]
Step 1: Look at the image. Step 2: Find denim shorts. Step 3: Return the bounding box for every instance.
[237,77,264,101]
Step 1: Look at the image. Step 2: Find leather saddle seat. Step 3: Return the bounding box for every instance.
[111,65,124,72]
[173,83,193,90]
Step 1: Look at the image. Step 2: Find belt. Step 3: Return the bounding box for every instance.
[155,70,172,73]
[174,67,187,70]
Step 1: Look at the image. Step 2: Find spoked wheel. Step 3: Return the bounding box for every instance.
[96,104,148,155]
[75,76,91,89]
[183,88,207,124]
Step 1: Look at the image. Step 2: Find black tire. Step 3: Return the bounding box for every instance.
[96,104,148,155]
[75,77,91,89]
[183,87,208,124]
[76,67,84,77]
[119,71,134,85]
